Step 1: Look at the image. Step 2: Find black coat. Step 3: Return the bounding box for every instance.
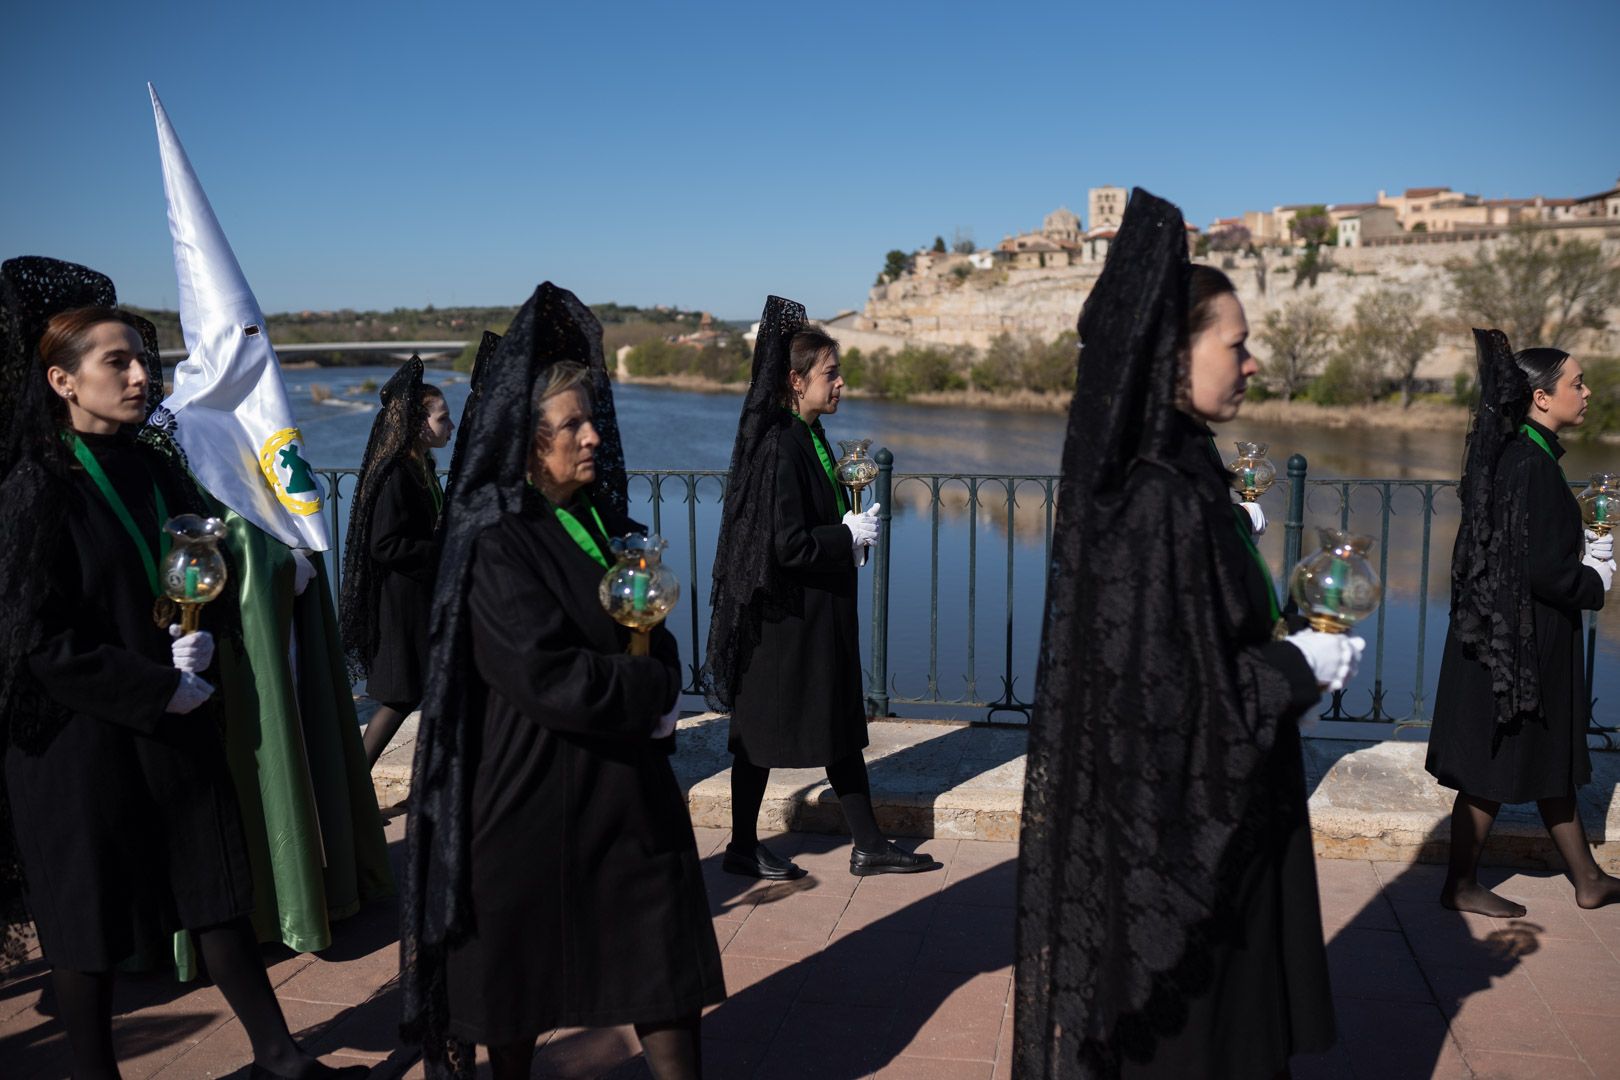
[443,492,724,1043]
[364,461,438,707]
[4,432,251,971]
[1428,422,1602,803]
[728,419,868,768]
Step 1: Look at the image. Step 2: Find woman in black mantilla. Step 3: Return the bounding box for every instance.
[1013,192,1362,1079]
[1427,332,1620,916]
[703,297,939,879]
[339,356,453,765]
[0,257,364,1080]
[402,283,722,1080]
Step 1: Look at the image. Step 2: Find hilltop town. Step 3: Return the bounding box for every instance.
[824,179,1620,389]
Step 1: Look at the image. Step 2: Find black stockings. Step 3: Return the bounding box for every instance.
[1538,794,1620,908]
[362,703,414,766]
[49,918,321,1080]
[1444,790,1620,915]
[729,751,884,852]
[50,968,118,1080]
[636,1014,703,1080]
[487,1016,701,1080]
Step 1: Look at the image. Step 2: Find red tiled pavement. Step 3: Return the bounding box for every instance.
[4,814,1620,1078]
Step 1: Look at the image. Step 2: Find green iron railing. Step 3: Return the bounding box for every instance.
[314,455,1610,736]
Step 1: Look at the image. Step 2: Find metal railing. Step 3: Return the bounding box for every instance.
[314,453,1608,733]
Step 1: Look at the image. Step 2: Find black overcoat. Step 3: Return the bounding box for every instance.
[364,460,438,707]
[728,419,868,768]
[1428,422,1601,803]
[443,491,724,1044]
[3,431,251,971]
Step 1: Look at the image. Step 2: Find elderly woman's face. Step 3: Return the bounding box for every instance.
[532,388,599,497]
[1185,292,1257,424]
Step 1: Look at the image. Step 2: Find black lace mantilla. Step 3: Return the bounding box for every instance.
[401,284,626,1078]
[1012,192,1298,1077]
[700,295,807,712]
[1449,328,1539,725]
[340,356,430,682]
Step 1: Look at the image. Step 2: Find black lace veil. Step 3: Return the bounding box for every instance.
[0,256,166,966]
[339,356,429,681]
[444,331,500,495]
[1013,191,1298,1076]
[401,284,624,1077]
[700,295,806,711]
[1449,328,1537,726]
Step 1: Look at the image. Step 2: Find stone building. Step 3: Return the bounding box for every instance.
[1088,186,1126,232]
[1042,206,1083,243]
[1573,177,1620,220]
[1336,206,1401,247]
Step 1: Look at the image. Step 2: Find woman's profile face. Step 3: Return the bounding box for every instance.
[789,349,844,417]
[46,321,151,429]
[533,388,599,496]
[1185,292,1257,424]
[1537,356,1589,429]
[421,394,454,449]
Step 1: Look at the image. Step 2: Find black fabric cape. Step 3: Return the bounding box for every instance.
[1013,191,1333,1077]
[727,416,867,767]
[339,356,441,703]
[402,283,629,1077]
[443,488,721,1042]
[1428,415,1603,802]
[701,295,807,714]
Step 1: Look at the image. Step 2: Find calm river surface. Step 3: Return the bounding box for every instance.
[288,366,1620,726]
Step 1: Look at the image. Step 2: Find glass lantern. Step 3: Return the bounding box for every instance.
[1288,528,1383,634]
[1577,473,1619,537]
[1226,441,1277,503]
[159,515,230,632]
[598,533,681,655]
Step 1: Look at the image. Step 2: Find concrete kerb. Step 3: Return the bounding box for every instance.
[360,701,1620,872]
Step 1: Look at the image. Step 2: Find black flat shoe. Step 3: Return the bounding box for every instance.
[722,842,807,880]
[850,841,943,876]
[251,1060,372,1079]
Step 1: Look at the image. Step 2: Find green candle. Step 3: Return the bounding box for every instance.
[631,568,648,614]
[185,565,199,600]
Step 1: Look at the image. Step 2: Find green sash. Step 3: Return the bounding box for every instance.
[420,457,444,517]
[792,413,848,515]
[69,433,170,596]
[555,499,611,568]
[1520,423,1566,480]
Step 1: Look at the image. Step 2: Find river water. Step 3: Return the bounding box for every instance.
[286,365,1620,726]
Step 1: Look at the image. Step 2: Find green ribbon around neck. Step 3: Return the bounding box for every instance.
[1519,423,1566,479]
[420,457,444,516]
[553,498,611,568]
[792,412,848,515]
[69,433,170,597]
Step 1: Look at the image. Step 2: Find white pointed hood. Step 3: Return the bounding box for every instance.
[150,83,330,551]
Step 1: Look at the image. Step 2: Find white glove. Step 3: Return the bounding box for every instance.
[843,506,879,550]
[1583,555,1616,592]
[1238,501,1266,536]
[1286,629,1365,693]
[166,671,215,715]
[1583,529,1613,564]
[652,703,679,739]
[168,627,216,673]
[291,549,317,596]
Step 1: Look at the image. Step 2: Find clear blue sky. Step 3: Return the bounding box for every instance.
[3,1,1616,321]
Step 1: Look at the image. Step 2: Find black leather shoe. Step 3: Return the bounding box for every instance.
[722,842,807,880]
[850,841,943,876]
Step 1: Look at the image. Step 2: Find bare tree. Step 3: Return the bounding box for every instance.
[1208,224,1251,253]
[1448,226,1620,350]
[1257,294,1336,401]
[1339,285,1440,407]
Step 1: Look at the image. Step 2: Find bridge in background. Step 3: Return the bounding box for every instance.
[158,340,470,362]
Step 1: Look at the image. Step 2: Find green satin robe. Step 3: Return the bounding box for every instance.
[170,510,393,977]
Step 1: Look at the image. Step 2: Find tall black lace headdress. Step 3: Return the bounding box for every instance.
[339,356,430,681]
[0,256,167,966]
[401,284,624,1078]
[1013,191,1301,1077]
[700,295,806,711]
[1449,328,1537,725]
[444,331,500,495]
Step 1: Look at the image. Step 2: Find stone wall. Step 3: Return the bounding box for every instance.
[833,235,1620,381]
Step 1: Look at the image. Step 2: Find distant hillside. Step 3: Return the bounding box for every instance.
[125,301,710,365]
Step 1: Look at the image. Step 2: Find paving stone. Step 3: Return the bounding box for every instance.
[888,972,1010,1063]
[874,1056,995,1079]
[1462,1050,1596,1079]
[1427,964,1580,1058]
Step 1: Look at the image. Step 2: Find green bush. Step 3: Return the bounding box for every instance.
[1579,356,1620,438]
[1307,354,1379,405]
[1452,369,1476,407]
[970,334,1023,393]
[1026,331,1078,394]
[624,338,690,377]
